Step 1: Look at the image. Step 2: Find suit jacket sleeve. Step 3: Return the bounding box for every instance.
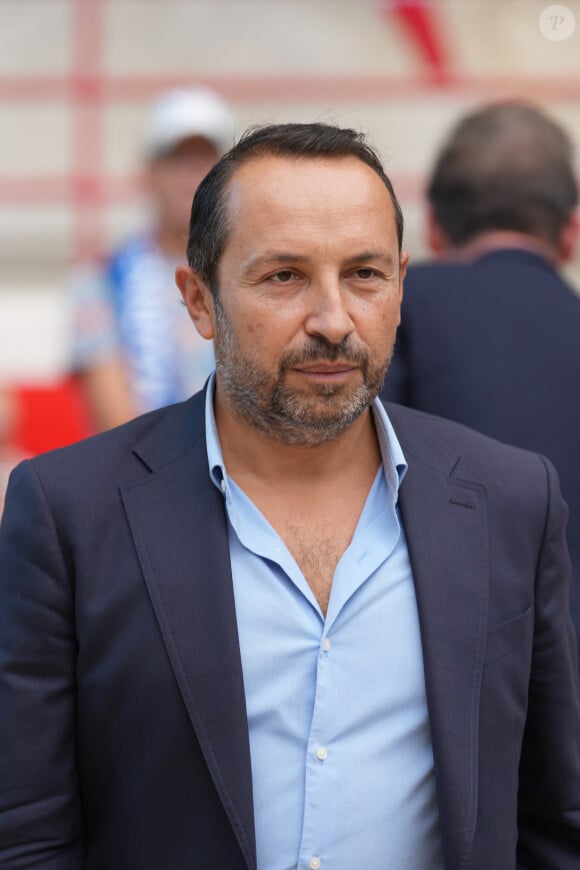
[517,456,580,866]
[0,460,84,868]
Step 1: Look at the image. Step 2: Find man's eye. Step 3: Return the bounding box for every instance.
[270,270,295,283]
[354,268,377,280]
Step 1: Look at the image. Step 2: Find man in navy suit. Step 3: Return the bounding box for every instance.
[382,102,580,658]
[1,123,579,868]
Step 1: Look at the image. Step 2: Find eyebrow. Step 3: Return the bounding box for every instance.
[243,250,396,271]
[345,251,396,268]
[239,252,307,277]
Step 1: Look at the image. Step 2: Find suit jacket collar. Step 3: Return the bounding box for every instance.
[473,245,558,276]
[122,393,489,870]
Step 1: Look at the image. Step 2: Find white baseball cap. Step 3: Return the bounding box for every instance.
[142,87,234,159]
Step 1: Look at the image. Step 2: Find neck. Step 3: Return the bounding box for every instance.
[448,231,559,265]
[213,387,381,488]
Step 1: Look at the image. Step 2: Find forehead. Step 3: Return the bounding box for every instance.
[223,154,398,244]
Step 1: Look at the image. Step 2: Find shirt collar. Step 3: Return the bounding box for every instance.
[205,372,407,498]
[370,395,408,492]
[205,373,227,494]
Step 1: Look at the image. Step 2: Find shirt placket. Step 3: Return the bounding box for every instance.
[297,624,334,870]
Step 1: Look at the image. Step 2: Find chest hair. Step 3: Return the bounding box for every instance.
[277,516,358,615]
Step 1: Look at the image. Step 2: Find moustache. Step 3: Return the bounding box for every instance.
[281,336,368,368]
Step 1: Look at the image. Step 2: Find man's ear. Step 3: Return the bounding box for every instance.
[426,206,451,256]
[397,250,409,326]
[557,211,579,264]
[175,265,215,339]
[399,250,410,289]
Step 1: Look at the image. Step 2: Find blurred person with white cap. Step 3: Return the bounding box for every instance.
[69,87,234,431]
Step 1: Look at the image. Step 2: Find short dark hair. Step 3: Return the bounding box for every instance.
[428,101,578,248]
[186,122,404,293]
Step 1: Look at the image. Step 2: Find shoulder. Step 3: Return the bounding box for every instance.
[401,261,472,308]
[384,404,566,582]
[385,401,554,491]
[404,260,467,285]
[12,392,205,505]
[105,233,161,280]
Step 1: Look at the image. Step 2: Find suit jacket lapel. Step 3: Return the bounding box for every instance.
[388,404,490,870]
[121,394,256,870]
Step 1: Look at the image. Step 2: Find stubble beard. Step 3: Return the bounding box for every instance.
[212,294,393,446]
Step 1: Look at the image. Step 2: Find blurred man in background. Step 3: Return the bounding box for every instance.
[70,87,234,431]
[382,101,580,657]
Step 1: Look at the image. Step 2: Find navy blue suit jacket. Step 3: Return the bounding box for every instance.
[382,248,580,652]
[1,392,580,868]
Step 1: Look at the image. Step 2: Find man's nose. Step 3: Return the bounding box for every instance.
[304,281,355,345]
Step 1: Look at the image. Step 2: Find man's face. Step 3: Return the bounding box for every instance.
[185,154,407,446]
[148,136,219,237]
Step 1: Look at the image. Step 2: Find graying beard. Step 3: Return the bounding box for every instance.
[212,295,389,445]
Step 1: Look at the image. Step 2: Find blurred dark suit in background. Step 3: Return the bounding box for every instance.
[382,102,580,655]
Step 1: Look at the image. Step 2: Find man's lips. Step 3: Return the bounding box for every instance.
[291,361,358,376]
[295,362,356,370]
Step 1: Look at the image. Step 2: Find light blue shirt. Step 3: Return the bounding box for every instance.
[205,377,444,870]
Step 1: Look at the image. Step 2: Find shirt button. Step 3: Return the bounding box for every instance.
[316,746,328,761]
[310,858,321,870]
[322,638,331,652]
[220,479,226,493]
